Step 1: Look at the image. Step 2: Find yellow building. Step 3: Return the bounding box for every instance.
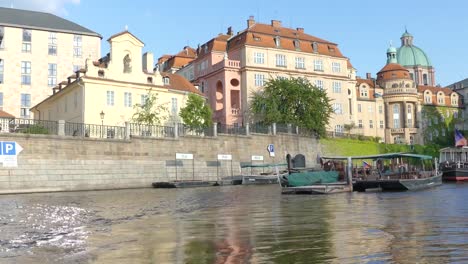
[0,7,101,118]
[31,31,202,127]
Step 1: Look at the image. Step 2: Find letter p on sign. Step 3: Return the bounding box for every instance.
[2,142,16,155]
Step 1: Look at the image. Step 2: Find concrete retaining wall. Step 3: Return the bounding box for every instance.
[0,133,320,194]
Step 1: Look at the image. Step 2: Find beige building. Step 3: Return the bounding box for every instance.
[31,31,202,127]
[0,7,101,118]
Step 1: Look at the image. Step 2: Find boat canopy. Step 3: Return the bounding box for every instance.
[350,153,433,160]
[240,163,287,168]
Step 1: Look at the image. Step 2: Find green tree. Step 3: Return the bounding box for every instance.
[344,122,355,137]
[132,90,168,125]
[250,77,333,137]
[179,93,213,132]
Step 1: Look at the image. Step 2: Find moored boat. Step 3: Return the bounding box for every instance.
[439,147,468,181]
[351,153,442,192]
[280,155,353,194]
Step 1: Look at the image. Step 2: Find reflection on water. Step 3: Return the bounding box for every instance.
[1,184,468,263]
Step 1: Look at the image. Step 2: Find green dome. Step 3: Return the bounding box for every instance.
[397,45,432,67]
[387,46,397,53]
[401,30,412,38]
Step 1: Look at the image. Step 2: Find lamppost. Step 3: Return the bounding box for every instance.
[100,110,105,138]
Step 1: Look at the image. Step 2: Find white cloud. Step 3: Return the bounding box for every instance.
[0,0,80,15]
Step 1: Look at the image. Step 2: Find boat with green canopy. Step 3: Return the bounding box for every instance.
[280,155,353,194]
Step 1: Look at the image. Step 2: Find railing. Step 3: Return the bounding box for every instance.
[179,124,214,137]
[276,124,292,134]
[1,117,380,142]
[0,118,58,135]
[217,123,247,135]
[129,123,174,138]
[65,122,126,139]
[249,123,271,134]
[212,59,241,72]
[384,87,418,95]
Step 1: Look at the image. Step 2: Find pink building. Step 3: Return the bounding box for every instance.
[176,17,353,127]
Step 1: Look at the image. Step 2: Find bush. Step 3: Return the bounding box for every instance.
[22,124,49,134]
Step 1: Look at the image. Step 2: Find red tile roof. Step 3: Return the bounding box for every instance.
[0,110,15,118]
[377,63,411,81]
[161,73,203,95]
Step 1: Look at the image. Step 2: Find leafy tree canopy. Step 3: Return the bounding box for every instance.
[179,93,213,132]
[250,77,333,137]
[132,90,168,125]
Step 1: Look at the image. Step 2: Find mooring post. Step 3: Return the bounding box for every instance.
[347,157,353,191]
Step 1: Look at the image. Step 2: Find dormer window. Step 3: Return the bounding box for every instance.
[451,94,458,106]
[360,86,368,97]
[293,39,300,50]
[437,92,445,105]
[312,42,318,53]
[424,91,432,103]
[274,36,281,47]
[204,45,208,53]
[163,77,170,85]
[123,54,132,73]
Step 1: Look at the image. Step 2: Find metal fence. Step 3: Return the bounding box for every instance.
[217,123,247,135]
[178,124,214,137]
[65,122,126,139]
[1,117,376,141]
[0,118,58,135]
[249,123,271,134]
[129,123,175,138]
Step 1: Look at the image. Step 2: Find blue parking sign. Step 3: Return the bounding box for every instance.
[2,142,16,155]
[267,144,274,153]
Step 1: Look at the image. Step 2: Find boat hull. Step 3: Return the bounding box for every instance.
[441,169,468,181]
[282,183,352,195]
[353,175,442,192]
[242,175,282,185]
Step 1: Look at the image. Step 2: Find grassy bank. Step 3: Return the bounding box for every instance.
[321,138,440,158]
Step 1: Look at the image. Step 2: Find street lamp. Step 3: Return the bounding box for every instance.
[100,110,105,138]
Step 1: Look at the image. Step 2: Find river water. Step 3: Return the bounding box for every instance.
[1,183,468,264]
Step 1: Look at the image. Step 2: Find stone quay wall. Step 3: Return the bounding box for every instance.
[0,133,320,194]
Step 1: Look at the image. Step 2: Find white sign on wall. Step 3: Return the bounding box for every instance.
[176,153,194,160]
[251,155,264,161]
[217,154,232,160]
[0,142,23,167]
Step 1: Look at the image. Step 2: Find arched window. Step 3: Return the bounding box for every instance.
[437,92,445,105]
[423,74,428,85]
[424,91,432,103]
[393,104,400,128]
[452,94,458,106]
[407,104,413,128]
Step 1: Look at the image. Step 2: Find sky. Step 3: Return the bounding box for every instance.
[1,0,466,86]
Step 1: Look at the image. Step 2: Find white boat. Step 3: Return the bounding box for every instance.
[241,163,288,185]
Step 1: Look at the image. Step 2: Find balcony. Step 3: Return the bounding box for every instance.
[212,59,241,72]
[391,128,404,134]
[384,87,418,95]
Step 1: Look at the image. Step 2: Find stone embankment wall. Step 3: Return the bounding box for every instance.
[0,133,319,194]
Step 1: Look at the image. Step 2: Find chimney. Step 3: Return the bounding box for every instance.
[366,73,372,79]
[247,16,255,28]
[227,26,233,36]
[143,52,154,73]
[271,20,282,27]
[296,27,304,33]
